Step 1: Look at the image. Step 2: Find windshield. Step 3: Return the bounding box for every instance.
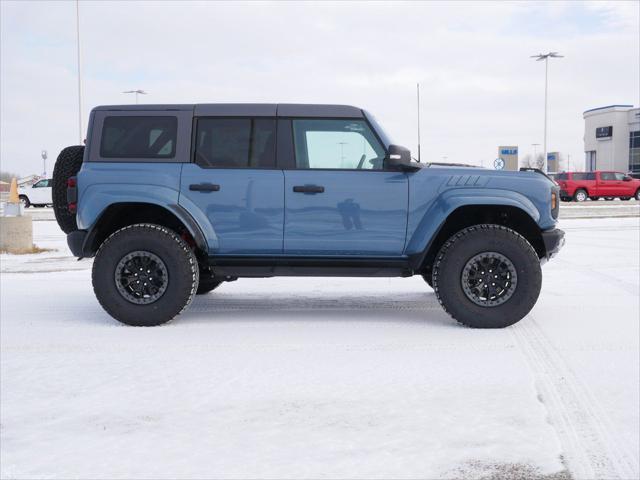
[363,110,394,148]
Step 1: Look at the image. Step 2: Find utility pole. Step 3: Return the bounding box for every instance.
[76,0,83,143]
[530,52,564,173]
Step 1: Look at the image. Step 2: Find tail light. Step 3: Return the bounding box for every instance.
[67,176,78,213]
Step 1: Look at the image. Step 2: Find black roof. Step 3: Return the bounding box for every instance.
[93,103,364,118]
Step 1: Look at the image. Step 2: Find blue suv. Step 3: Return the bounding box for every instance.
[51,103,564,327]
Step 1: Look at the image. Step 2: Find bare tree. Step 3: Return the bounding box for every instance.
[521,153,545,169]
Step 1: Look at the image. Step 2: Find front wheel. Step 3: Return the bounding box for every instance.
[432,225,542,328]
[19,195,30,208]
[636,189,640,201]
[92,224,199,326]
[574,189,588,202]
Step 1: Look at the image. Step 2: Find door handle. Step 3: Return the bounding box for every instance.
[189,183,220,192]
[293,185,325,194]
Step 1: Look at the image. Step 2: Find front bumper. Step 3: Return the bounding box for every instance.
[541,228,565,262]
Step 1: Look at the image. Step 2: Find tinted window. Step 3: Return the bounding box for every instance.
[195,118,276,168]
[600,172,616,181]
[556,173,568,180]
[33,179,49,188]
[101,116,177,158]
[572,172,596,181]
[292,119,386,170]
[614,172,626,181]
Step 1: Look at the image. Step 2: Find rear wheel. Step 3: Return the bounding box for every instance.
[92,224,199,326]
[432,224,542,328]
[52,145,84,233]
[19,195,30,208]
[636,189,640,201]
[574,189,588,202]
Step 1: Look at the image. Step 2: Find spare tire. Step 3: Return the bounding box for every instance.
[52,145,84,233]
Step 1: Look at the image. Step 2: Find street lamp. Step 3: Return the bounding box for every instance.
[530,52,564,172]
[122,90,148,104]
[41,150,48,177]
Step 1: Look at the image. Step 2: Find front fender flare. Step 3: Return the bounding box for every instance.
[405,188,540,255]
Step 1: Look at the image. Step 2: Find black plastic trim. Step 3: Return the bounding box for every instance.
[541,228,565,261]
[206,255,413,278]
[67,230,88,257]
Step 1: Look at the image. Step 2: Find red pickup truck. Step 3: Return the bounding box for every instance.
[556,171,640,202]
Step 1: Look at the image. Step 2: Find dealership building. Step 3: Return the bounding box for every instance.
[583,105,640,174]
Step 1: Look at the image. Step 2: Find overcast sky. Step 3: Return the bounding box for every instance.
[1,0,638,176]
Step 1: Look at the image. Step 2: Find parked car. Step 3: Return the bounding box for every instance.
[556,171,640,202]
[18,178,52,208]
[51,103,564,328]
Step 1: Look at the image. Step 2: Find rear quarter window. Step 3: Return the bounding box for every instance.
[100,116,177,158]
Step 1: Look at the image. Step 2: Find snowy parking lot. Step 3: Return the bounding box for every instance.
[1,210,638,479]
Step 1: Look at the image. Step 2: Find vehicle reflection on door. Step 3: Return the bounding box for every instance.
[337,198,363,230]
[237,179,270,230]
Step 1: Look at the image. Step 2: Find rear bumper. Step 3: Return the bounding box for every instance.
[541,228,565,262]
[67,230,88,257]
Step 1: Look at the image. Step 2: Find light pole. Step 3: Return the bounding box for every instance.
[532,143,540,167]
[122,90,147,104]
[530,52,563,172]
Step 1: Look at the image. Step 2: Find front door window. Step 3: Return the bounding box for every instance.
[292,119,386,170]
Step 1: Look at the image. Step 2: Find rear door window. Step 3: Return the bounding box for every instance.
[194,118,276,168]
[100,116,177,158]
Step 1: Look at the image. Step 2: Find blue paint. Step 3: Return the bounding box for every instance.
[179,165,285,254]
[283,170,408,255]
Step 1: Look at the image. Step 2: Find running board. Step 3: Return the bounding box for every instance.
[206,256,414,278]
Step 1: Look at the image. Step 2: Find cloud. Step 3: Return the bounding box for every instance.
[1,0,638,174]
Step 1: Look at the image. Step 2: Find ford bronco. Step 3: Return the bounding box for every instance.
[52,103,564,327]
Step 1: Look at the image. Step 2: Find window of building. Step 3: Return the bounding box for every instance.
[630,131,640,174]
[101,116,177,158]
[292,119,386,170]
[585,150,596,171]
[194,118,276,168]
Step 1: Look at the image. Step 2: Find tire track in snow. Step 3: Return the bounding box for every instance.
[512,317,639,480]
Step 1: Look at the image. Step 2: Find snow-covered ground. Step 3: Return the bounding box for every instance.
[1,215,638,479]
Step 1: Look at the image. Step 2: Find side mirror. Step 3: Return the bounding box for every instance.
[385,144,418,171]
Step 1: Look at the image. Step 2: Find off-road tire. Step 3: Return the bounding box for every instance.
[574,189,587,202]
[432,224,542,328]
[52,145,84,234]
[92,224,199,326]
[19,195,30,208]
